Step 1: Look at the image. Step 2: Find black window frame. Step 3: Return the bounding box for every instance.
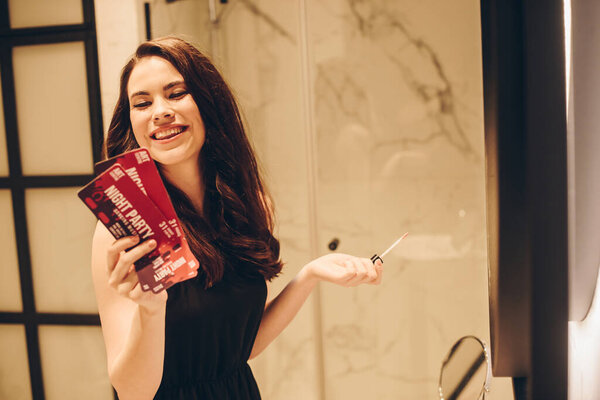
[0,1,107,399]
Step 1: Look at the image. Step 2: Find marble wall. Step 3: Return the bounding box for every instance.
[96,0,513,399]
[213,1,513,399]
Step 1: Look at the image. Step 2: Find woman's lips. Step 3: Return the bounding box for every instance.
[151,126,188,141]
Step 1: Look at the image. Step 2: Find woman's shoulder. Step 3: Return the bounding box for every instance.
[91,221,115,274]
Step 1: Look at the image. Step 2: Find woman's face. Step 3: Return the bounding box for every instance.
[127,56,205,167]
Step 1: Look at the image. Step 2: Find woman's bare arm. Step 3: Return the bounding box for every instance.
[249,253,382,359]
[91,222,167,400]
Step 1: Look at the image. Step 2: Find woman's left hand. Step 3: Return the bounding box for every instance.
[302,253,383,287]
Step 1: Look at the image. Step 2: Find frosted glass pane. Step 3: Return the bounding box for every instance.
[39,325,112,400]
[9,0,83,29]
[13,42,93,175]
[0,324,32,400]
[0,71,8,176]
[0,190,22,311]
[27,188,97,313]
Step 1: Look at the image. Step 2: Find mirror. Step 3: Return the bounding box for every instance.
[439,336,491,400]
[91,1,514,399]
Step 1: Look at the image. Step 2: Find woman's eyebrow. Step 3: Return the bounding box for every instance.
[129,90,149,99]
[129,80,185,99]
[164,80,185,90]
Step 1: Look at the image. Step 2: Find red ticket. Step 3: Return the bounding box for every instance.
[95,149,183,237]
[95,149,199,282]
[78,164,195,293]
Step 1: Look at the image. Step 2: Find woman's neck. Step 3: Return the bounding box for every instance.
[160,159,205,214]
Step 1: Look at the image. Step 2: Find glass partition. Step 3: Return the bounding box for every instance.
[26,188,97,313]
[38,325,112,400]
[8,0,83,29]
[0,324,31,399]
[13,42,93,176]
[0,190,22,311]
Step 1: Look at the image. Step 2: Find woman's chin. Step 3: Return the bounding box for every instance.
[151,148,201,169]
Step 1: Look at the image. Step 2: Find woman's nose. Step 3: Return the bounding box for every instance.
[154,111,173,121]
[153,99,175,122]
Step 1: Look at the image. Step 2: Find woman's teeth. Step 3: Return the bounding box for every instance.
[154,127,185,140]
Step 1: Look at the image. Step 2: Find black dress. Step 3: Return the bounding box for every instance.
[153,267,267,400]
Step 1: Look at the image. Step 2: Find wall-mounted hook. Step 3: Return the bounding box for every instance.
[328,238,340,251]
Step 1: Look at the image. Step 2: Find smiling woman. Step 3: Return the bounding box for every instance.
[91,36,383,400]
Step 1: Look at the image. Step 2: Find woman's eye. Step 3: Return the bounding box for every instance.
[170,91,187,99]
[133,101,151,108]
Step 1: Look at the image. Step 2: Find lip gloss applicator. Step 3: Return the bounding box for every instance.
[371,232,409,264]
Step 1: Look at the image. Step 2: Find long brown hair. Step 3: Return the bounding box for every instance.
[104,36,282,286]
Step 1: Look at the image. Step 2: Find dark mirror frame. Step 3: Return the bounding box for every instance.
[480,0,568,399]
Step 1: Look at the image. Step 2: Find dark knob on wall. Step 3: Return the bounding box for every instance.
[328,238,340,251]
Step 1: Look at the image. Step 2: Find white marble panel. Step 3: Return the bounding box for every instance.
[219,1,320,399]
[149,1,211,51]
[307,0,512,398]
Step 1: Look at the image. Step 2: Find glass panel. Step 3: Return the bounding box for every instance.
[39,325,112,400]
[0,190,22,311]
[202,2,321,398]
[27,188,97,313]
[13,42,93,175]
[0,69,8,176]
[0,324,32,400]
[8,0,83,29]
[304,1,518,399]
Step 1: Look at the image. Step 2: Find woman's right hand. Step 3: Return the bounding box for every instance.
[106,235,168,311]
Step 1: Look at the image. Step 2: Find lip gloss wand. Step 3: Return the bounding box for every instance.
[370,232,409,264]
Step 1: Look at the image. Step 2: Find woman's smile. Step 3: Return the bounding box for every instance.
[151,125,189,142]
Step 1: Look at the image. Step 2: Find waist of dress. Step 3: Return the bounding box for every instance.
[160,362,254,389]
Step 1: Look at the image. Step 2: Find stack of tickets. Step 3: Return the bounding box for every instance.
[78,148,199,293]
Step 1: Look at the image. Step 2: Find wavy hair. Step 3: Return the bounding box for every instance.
[103,36,282,286]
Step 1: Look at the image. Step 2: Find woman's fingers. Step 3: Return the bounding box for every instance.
[353,259,369,284]
[108,239,157,289]
[342,258,365,286]
[370,260,384,285]
[128,283,145,301]
[115,271,139,297]
[341,259,358,283]
[344,257,381,286]
[106,235,140,274]
[365,258,379,284]
[306,253,384,287]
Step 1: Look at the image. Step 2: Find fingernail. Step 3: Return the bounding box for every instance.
[148,239,156,247]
